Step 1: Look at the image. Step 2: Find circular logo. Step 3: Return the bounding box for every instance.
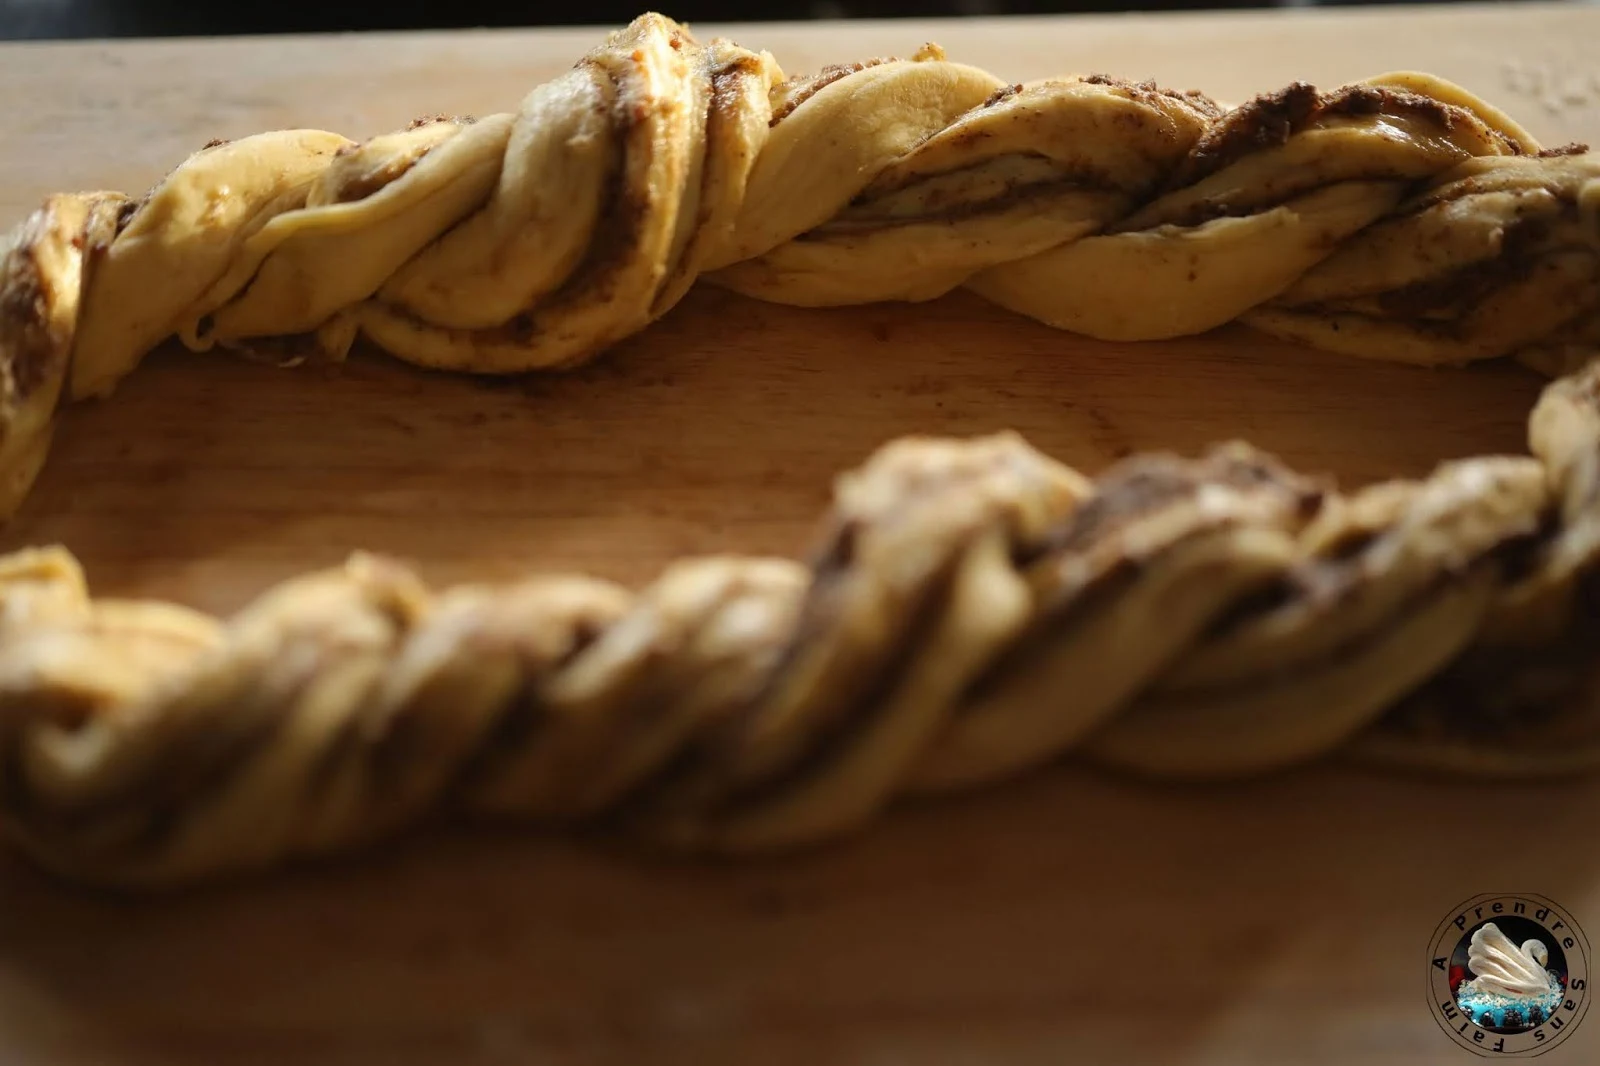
[1427,893,1590,1056]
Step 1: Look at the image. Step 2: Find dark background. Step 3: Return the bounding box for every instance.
[0,0,1549,40]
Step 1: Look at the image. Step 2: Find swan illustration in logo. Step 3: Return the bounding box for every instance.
[1428,895,1589,1055]
[1455,922,1565,1029]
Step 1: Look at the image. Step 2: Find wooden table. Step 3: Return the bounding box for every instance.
[2,3,1598,1062]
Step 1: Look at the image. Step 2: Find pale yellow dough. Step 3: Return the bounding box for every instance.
[0,12,1597,890]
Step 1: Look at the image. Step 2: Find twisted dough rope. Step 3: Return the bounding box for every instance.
[1,13,1600,889]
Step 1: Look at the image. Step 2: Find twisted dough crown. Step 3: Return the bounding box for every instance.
[1,12,1599,888]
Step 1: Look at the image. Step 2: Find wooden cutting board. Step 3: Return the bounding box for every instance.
[2,4,1599,1062]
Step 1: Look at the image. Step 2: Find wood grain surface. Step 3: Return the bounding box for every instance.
[2,4,1599,1063]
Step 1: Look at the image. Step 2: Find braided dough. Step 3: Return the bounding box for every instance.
[1,12,1599,889]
